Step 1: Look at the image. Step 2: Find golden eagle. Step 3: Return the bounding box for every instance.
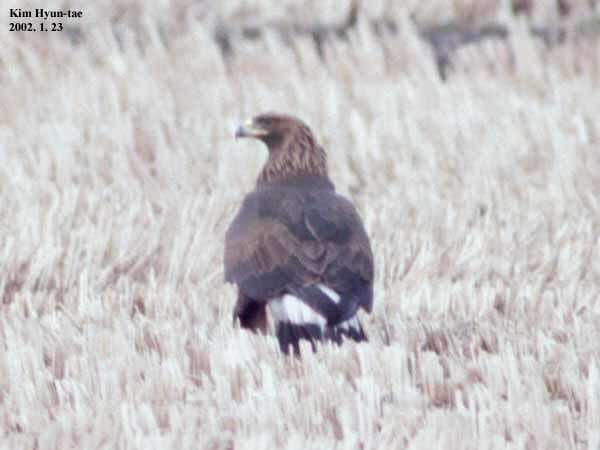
[225,113,374,354]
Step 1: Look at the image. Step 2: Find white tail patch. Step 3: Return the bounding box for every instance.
[268,294,327,329]
[316,283,341,304]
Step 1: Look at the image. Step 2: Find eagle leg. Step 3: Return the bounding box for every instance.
[233,293,268,333]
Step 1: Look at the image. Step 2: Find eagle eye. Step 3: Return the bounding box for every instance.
[257,117,274,127]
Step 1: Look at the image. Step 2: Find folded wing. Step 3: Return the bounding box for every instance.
[224,186,373,322]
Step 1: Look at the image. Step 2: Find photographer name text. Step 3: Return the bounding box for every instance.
[10,8,83,19]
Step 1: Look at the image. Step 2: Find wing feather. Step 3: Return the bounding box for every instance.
[225,186,373,314]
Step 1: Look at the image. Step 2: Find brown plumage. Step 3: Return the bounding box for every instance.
[225,113,374,354]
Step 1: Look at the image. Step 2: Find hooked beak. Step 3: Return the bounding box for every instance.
[235,119,269,139]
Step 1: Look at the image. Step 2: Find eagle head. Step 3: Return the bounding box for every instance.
[235,113,329,185]
[235,113,310,149]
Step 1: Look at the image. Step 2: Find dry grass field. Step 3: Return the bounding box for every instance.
[1,1,600,449]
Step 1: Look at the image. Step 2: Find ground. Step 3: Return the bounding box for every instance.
[1,1,600,449]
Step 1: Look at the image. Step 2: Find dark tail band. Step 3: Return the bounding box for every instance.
[276,316,367,355]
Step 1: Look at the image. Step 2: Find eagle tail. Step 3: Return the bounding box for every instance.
[269,286,367,355]
[325,315,367,344]
[275,315,366,355]
[275,321,322,355]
